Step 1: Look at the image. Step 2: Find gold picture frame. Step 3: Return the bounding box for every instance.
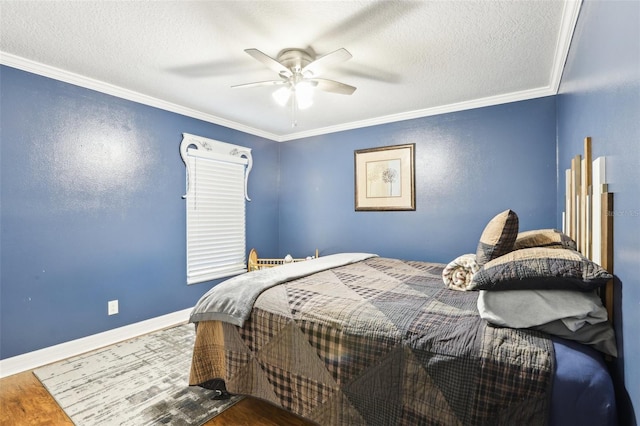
[354,143,415,211]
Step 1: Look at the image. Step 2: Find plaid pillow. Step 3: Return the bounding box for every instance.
[470,247,613,291]
[475,209,519,266]
[514,229,577,251]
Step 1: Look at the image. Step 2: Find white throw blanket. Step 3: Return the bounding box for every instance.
[190,252,377,326]
[442,253,480,291]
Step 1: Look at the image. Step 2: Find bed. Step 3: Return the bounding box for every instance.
[188,142,618,425]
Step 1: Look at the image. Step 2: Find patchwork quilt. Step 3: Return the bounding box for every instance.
[189,257,554,425]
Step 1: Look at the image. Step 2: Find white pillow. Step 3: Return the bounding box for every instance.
[477,289,616,356]
[477,288,608,329]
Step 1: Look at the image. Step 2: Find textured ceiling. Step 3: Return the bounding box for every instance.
[0,1,581,142]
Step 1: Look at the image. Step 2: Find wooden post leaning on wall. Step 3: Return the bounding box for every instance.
[592,158,607,266]
[581,137,592,258]
[570,155,581,245]
[564,169,571,236]
[601,191,614,323]
[569,137,593,257]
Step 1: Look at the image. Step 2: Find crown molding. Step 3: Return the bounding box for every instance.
[0,52,282,142]
[279,86,556,142]
[549,0,583,93]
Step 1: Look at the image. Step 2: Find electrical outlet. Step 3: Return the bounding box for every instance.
[108,300,119,315]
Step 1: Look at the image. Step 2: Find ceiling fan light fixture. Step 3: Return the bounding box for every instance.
[272,86,291,106]
[294,82,314,109]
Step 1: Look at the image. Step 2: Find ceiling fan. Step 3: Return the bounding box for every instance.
[232,47,357,114]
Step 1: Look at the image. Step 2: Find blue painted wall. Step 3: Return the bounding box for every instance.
[556,1,640,423]
[278,98,558,263]
[0,66,280,359]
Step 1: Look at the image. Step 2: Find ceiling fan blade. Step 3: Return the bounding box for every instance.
[244,48,292,77]
[302,48,352,76]
[311,78,356,95]
[231,80,287,89]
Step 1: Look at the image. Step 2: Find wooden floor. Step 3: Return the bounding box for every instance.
[0,370,315,426]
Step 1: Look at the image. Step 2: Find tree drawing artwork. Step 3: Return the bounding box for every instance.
[367,159,401,198]
[382,167,398,196]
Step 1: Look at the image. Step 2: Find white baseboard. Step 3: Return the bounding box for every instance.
[0,308,193,378]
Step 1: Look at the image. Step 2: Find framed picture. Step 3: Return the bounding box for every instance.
[354,143,415,211]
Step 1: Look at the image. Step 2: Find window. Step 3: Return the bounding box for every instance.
[180,133,252,284]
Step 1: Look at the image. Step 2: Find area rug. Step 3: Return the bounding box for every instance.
[34,323,242,425]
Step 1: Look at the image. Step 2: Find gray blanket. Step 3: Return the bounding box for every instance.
[190,252,377,326]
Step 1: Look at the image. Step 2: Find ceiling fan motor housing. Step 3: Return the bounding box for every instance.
[277,49,314,75]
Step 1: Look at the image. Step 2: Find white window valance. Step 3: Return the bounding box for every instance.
[180,133,253,284]
[180,133,252,201]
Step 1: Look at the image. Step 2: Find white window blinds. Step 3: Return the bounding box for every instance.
[180,134,252,284]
